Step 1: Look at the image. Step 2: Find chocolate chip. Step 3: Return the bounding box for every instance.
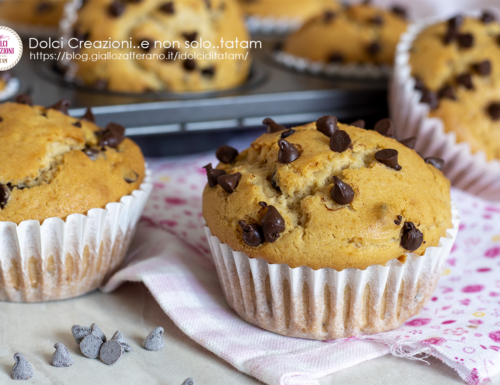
[278,139,300,163]
[375,149,402,170]
[183,59,196,71]
[261,205,285,243]
[216,145,238,163]
[142,327,165,351]
[456,73,473,89]
[72,121,82,128]
[164,48,179,61]
[100,341,123,365]
[316,115,338,137]
[458,33,474,48]
[420,89,438,109]
[414,77,425,92]
[281,129,295,139]
[201,66,215,77]
[182,379,194,385]
[50,343,74,368]
[330,130,351,153]
[487,103,500,120]
[71,325,91,344]
[400,136,417,149]
[15,94,33,106]
[91,323,106,342]
[37,1,54,13]
[327,52,344,63]
[367,41,381,56]
[401,221,423,251]
[80,334,103,359]
[99,122,125,148]
[11,353,33,380]
[323,10,336,22]
[217,172,241,193]
[259,201,267,209]
[438,85,456,100]
[370,15,384,25]
[480,10,495,24]
[0,117,3,123]
[263,118,286,133]
[350,119,365,128]
[0,184,10,208]
[270,172,280,192]
[203,163,226,187]
[331,176,354,205]
[108,0,125,17]
[473,60,491,76]
[425,157,445,170]
[444,25,458,45]
[124,170,138,183]
[81,107,95,122]
[159,1,174,13]
[49,99,71,115]
[391,5,407,19]
[374,118,395,137]
[448,15,463,29]
[110,331,132,352]
[394,215,402,225]
[83,148,100,161]
[183,32,198,43]
[238,221,264,246]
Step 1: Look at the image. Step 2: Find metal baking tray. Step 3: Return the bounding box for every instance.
[14,37,388,156]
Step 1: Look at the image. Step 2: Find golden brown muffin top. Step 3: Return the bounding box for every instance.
[283,3,408,65]
[409,13,500,161]
[0,0,70,27]
[0,97,145,224]
[203,118,452,271]
[238,0,341,20]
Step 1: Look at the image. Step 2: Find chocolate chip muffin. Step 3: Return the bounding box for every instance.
[410,12,500,161]
[203,116,457,339]
[282,2,408,65]
[70,0,251,93]
[0,0,70,27]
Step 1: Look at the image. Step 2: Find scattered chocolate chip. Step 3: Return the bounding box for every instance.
[258,201,267,209]
[83,148,99,160]
[401,221,423,251]
[438,85,456,100]
[71,325,91,344]
[261,205,286,243]
[80,334,103,359]
[15,94,33,106]
[391,5,407,19]
[400,137,417,149]
[350,119,365,128]
[37,1,54,13]
[370,15,384,25]
[50,343,74,368]
[216,145,238,163]
[327,52,344,63]
[444,23,458,45]
[374,118,395,137]
[108,0,125,17]
[110,331,132,352]
[142,327,165,351]
[159,1,174,13]
[183,59,196,71]
[367,41,381,56]
[316,115,338,137]
[458,33,474,48]
[203,164,226,187]
[456,73,473,89]
[0,184,9,208]
[49,99,71,115]
[201,66,215,77]
[448,15,463,29]
[164,47,179,61]
[425,157,445,170]
[473,60,491,76]
[330,130,351,153]
[331,176,354,205]
[238,220,265,246]
[420,89,438,109]
[217,172,241,193]
[375,149,402,170]
[11,353,33,380]
[263,118,286,133]
[124,170,138,183]
[94,79,108,90]
[183,32,198,43]
[487,102,500,120]
[414,77,425,92]
[323,10,336,22]
[91,323,107,342]
[394,215,402,225]
[100,341,123,365]
[72,121,82,128]
[270,172,280,192]
[480,10,495,24]
[99,122,125,148]
[277,129,294,139]
[0,117,3,123]
[182,379,194,385]
[278,139,300,163]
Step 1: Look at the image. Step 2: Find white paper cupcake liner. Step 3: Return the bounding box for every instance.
[390,11,500,201]
[0,77,20,101]
[0,168,152,303]
[274,51,392,79]
[246,15,303,35]
[204,204,459,340]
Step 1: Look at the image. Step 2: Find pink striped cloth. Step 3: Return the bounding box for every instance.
[102,150,500,385]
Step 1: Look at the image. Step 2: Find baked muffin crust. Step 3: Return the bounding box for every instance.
[238,0,340,21]
[0,0,70,27]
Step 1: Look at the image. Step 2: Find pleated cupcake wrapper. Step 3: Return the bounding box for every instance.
[274,51,392,79]
[0,78,20,101]
[204,204,459,340]
[246,15,303,35]
[0,168,152,303]
[391,10,500,201]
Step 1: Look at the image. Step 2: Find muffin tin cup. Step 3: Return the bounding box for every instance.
[0,168,152,303]
[391,11,500,201]
[204,204,459,340]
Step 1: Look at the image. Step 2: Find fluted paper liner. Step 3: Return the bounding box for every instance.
[204,204,459,340]
[246,15,303,34]
[0,169,152,303]
[390,11,500,201]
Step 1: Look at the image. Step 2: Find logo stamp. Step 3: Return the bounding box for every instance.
[0,26,22,70]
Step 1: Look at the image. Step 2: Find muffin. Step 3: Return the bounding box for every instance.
[0,96,151,302]
[68,0,251,93]
[282,2,408,66]
[203,116,458,340]
[0,0,71,27]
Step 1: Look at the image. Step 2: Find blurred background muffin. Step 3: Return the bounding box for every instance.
[0,0,71,27]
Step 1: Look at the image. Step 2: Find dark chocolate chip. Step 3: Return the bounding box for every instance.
[401,221,423,251]
[400,136,417,149]
[323,10,336,22]
[327,52,344,63]
[50,343,74,368]
[182,379,194,385]
[350,119,365,128]
[100,341,123,365]
[278,139,300,163]
[420,89,438,109]
[270,172,280,192]
[183,32,198,43]
[238,220,264,246]
[370,15,384,25]
[487,102,500,120]
[263,118,286,133]
[71,325,91,344]
[140,39,154,52]
[473,60,491,76]
[72,121,82,128]
[164,48,179,61]
[49,99,71,115]
[0,184,10,208]
[456,73,473,89]
[391,5,407,19]
[124,171,139,183]
[110,331,132,352]
[448,15,463,29]
[37,1,54,13]
[159,1,174,13]
[80,334,103,359]
[394,215,402,225]
[91,323,107,342]
[99,122,125,148]
[316,115,338,137]
[203,163,226,187]
[216,145,238,163]
[367,41,381,56]
[374,118,395,137]
[480,10,495,24]
[201,66,215,77]
[183,59,196,71]
[443,25,458,45]
[261,205,285,243]
[438,85,456,100]
[11,353,33,380]
[458,33,474,48]
[217,172,241,193]
[108,0,125,17]
[0,117,3,123]
[281,129,295,139]
[142,327,165,351]
[83,148,100,161]
[259,201,267,209]
[414,77,425,92]
[15,94,33,106]
[81,107,95,122]
[331,176,354,205]
[330,130,351,153]
[375,149,402,170]
[425,157,445,170]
